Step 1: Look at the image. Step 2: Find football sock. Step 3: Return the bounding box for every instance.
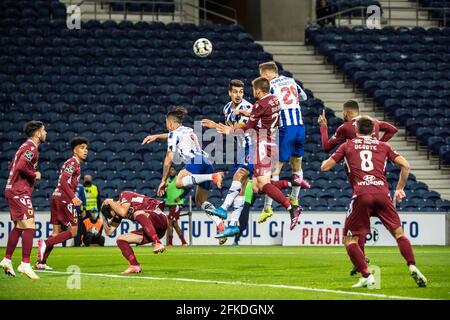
[5,227,23,260]
[221,180,242,210]
[346,243,370,278]
[181,174,212,187]
[396,236,416,266]
[42,244,54,264]
[45,230,72,247]
[270,180,290,190]
[263,175,278,210]
[290,170,303,200]
[358,234,366,255]
[262,183,290,209]
[167,235,173,246]
[201,202,222,226]
[21,229,35,263]
[230,195,245,225]
[117,239,139,266]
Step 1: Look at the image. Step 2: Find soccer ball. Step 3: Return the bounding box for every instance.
[193,38,213,58]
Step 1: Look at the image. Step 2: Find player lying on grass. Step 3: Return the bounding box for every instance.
[318,100,398,276]
[216,76,308,231]
[101,191,168,274]
[1,121,46,280]
[201,79,254,238]
[258,61,309,223]
[321,116,427,288]
[36,137,88,271]
[142,106,227,244]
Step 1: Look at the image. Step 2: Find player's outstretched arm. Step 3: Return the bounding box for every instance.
[142,133,169,144]
[158,151,174,197]
[394,155,410,202]
[201,119,219,129]
[379,121,398,142]
[320,158,337,171]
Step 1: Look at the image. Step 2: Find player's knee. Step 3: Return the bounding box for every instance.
[391,227,405,239]
[343,236,358,246]
[133,210,146,219]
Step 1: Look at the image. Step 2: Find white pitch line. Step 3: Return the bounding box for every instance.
[35,270,433,300]
[46,250,450,258]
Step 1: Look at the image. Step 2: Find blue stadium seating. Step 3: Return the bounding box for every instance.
[0,2,448,212]
[307,25,450,172]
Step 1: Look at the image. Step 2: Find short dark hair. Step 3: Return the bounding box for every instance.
[259,61,278,73]
[101,203,112,219]
[357,116,374,135]
[23,121,44,137]
[252,77,271,93]
[70,137,89,151]
[343,100,359,113]
[228,79,245,92]
[167,106,188,123]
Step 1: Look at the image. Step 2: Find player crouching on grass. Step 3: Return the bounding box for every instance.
[100,191,168,274]
[36,137,88,271]
[321,116,427,288]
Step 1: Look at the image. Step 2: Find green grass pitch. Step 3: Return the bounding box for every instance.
[0,246,449,300]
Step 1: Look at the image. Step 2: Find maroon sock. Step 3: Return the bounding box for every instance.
[396,236,416,266]
[5,228,23,260]
[270,180,290,190]
[262,183,290,209]
[167,235,173,245]
[346,243,370,278]
[135,215,158,242]
[41,245,54,264]
[117,239,139,266]
[45,230,73,247]
[21,229,35,263]
[358,235,366,255]
[179,234,187,245]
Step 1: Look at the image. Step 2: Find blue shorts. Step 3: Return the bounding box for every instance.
[279,124,305,162]
[184,155,214,190]
[233,144,254,178]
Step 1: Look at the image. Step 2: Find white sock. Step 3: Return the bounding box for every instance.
[182,174,213,187]
[264,175,278,210]
[230,195,244,226]
[290,171,303,200]
[221,180,242,210]
[201,202,222,226]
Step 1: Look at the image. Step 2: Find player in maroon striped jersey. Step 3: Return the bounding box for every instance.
[318,100,398,151]
[321,117,427,288]
[100,191,168,274]
[36,137,88,270]
[1,121,46,280]
[217,77,309,230]
[318,100,398,275]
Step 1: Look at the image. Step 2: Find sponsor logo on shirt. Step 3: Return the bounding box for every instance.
[358,175,385,186]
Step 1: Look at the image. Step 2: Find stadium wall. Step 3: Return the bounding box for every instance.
[0,212,447,247]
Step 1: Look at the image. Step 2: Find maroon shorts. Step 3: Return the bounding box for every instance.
[167,205,182,221]
[344,193,401,237]
[6,195,35,222]
[253,142,278,177]
[50,197,78,227]
[131,211,168,245]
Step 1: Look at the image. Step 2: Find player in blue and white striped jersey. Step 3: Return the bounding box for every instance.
[142,107,227,243]
[258,61,311,223]
[201,80,254,239]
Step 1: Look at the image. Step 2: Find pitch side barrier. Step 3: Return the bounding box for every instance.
[0,211,447,246]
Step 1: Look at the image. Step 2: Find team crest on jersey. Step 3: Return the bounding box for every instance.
[23,150,33,161]
[28,209,34,216]
[65,164,74,174]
